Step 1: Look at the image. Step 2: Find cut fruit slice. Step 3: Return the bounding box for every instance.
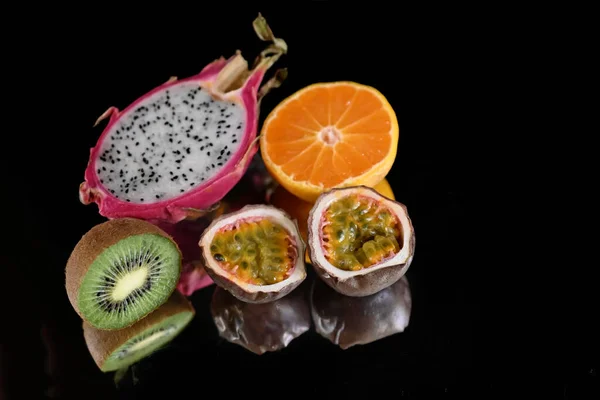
[83,291,195,371]
[65,218,182,330]
[260,81,399,203]
[307,186,415,297]
[79,14,287,223]
[199,205,307,303]
[269,178,396,263]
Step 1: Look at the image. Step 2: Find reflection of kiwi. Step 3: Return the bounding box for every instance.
[66,218,182,330]
[210,281,311,355]
[310,276,412,349]
[83,291,195,372]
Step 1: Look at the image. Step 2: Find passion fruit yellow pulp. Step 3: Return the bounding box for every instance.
[322,195,402,271]
[307,186,415,297]
[209,218,296,286]
[199,205,307,303]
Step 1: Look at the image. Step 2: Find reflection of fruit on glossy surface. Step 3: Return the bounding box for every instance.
[270,178,395,263]
[260,81,399,203]
[310,276,411,349]
[210,282,311,354]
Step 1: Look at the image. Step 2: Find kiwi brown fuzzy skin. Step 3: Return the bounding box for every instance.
[199,204,307,304]
[65,217,182,327]
[83,291,194,371]
[307,186,416,297]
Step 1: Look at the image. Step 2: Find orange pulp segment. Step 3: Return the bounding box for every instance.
[260,82,399,203]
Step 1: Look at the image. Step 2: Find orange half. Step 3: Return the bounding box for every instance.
[260,81,399,202]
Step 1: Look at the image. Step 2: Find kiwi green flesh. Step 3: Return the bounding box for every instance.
[78,234,181,330]
[322,195,402,271]
[101,310,194,371]
[209,218,295,286]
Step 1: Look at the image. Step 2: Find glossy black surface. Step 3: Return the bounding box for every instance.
[4,5,597,399]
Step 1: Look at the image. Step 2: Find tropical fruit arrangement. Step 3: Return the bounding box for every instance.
[66,14,415,373]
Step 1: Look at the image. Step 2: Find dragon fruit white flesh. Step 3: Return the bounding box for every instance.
[79,14,287,223]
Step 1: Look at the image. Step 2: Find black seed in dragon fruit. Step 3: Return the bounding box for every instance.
[79,14,288,223]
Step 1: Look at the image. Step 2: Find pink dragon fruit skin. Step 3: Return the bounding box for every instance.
[79,15,286,224]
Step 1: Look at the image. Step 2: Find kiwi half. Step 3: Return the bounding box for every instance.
[83,291,195,372]
[66,218,182,330]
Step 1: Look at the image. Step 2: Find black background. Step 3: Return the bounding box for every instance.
[2,4,597,399]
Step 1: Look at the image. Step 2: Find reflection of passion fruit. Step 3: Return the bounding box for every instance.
[310,276,411,349]
[307,186,415,297]
[210,282,311,354]
[199,205,307,303]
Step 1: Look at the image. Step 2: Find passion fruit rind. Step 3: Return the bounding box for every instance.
[307,186,415,297]
[199,204,307,304]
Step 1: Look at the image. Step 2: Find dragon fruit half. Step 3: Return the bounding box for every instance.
[79,14,287,223]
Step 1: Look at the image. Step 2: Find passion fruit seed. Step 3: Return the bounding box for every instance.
[210,218,295,285]
[322,195,402,271]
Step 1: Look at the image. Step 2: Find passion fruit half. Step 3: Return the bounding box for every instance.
[310,276,412,349]
[210,282,311,355]
[307,186,415,297]
[199,205,307,303]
